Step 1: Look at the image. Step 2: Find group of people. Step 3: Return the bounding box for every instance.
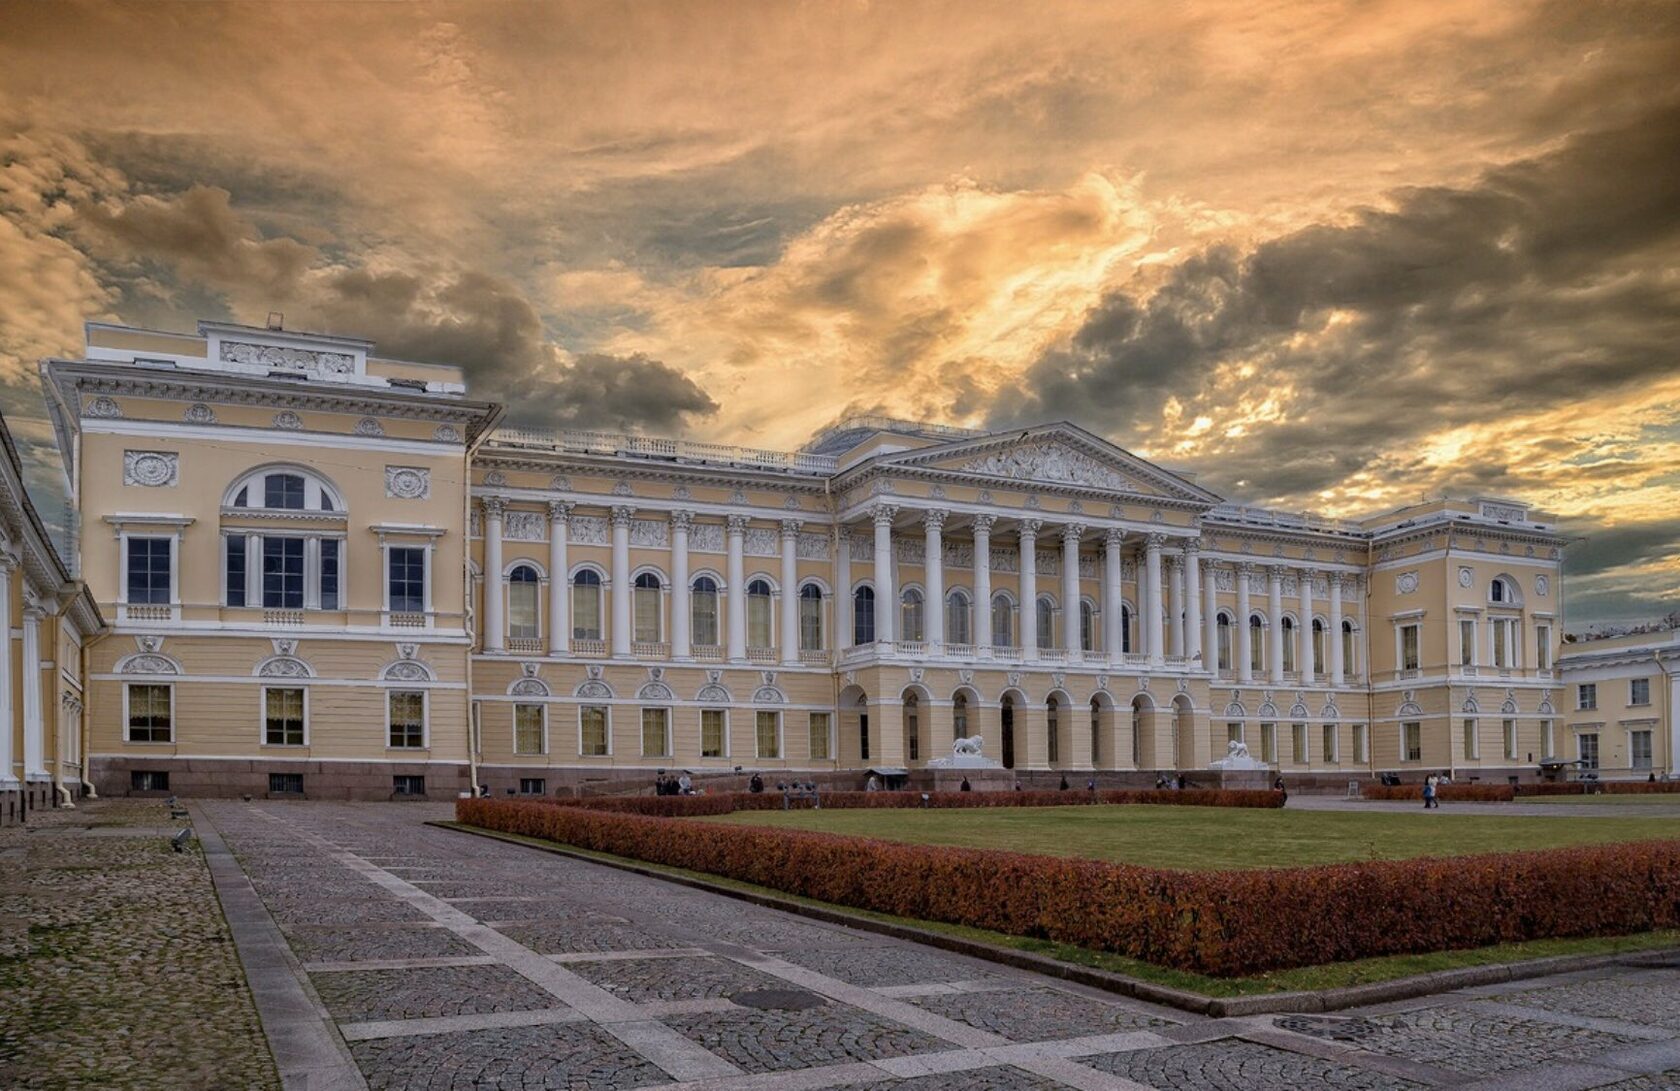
[653,771,694,796]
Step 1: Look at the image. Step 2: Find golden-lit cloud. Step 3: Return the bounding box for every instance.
[1,0,1676,625]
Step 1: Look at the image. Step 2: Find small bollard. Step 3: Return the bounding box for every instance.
[170,828,193,853]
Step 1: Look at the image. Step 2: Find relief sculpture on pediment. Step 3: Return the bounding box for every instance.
[958,442,1131,491]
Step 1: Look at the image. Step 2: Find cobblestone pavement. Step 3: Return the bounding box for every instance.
[0,799,278,1090]
[196,800,1680,1091]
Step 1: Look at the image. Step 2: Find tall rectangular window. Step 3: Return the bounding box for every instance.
[1632,730,1653,770]
[1492,620,1509,667]
[633,580,661,643]
[700,709,726,758]
[1577,683,1597,710]
[1227,722,1243,746]
[808,712,831,760]
[126,684,172,743]
[1400,625,1420,671]
[756,711,780,759]
[1541,719,1554,759]
[320,539,340,610]
[388,691,425,748]
[1291,723,1307,764]
[1503,718,1517,760]
[262,537,305,609]
[1459,619,1474,666]
[1631,678,1651,706]
[1403,721,1422,762]
[580,706,608,756]
[1352,723,1367,764]
[859,713,870,761]
[514,704,546,755]
[800,591,824,651]
[1578,732,1599,769]
[640,708,669,758]
[1322,723,1337,763]
[225,536,247,607]
[1260,722,1276,764]
[264,687,305,746]
[389,546,426,614]
[1462,717,1478,760]
[126,537,172,604]
[1536,625,1551,670]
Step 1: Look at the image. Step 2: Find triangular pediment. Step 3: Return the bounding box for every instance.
[877,424,1221,504]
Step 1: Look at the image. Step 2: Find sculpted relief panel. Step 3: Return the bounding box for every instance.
[220,341,354,374]
[958,442,1138,492]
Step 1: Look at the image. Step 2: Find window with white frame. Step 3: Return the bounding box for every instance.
[700,709,726,757]
[1291,722,1307,764]
[508,564,541,640]
[1311,619,1326,675]
[1577,683,1597,710]
[1080,600,1096,653]
[633,572,663,643]
[808,712,831,760]
[1631,677,1651,706]
[225,536,248,607]
[1353,723,1367,764]
[900,588,925,643]
[953,692,970,738]
[1459,619,1475,666]
[126,683,172,743]
[1462,717,1478,760]
[755,710,781,758]
[388,691,426,748]
[853,586,876,644]
[990,594,1012,647]
[1260,722,1277,764]
[580,705,609,756]
[747,579,774,648]
[1249,615,1266,672]
[572,570,603,640]
[640,707,669,757]
[126,537,172,605]
[1227,722,1244,746]
[229,468,340,512]
[264,687,305,746]
[514,703,547,755]
[1632,729,1653,769]
[945,590,971,646]
[1578,731,1599,769]
[1400,624,1420,671]
[262,537,305,609]
[387,546,427,616]
[1342,620,1358,676]
[1536,624,1551,670]
[1281,618,1297,673]
[1216,612,1232,670]
[1503,718,1517,760]
[799,584,825,650]
[692,576,720,646]
[1402,721,1422,762]
[1036,596,1055,649]
[1541,718,1554,759]
[1322,722,1337,763]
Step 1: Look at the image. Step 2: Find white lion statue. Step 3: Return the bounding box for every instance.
[952,735,985,756]
[1225,739,1251,761]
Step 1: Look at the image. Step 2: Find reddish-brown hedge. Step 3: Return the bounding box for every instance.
[456,798,1680,977]
[1518,781,1680,797]
[560,787,1282,817]
[1363,783,1516,802]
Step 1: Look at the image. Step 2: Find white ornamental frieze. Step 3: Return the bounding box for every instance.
[630,519,669,549]
[1078,555,1098,579]
[849,535,874,562]
[220,341,355,373]
[895,538,924,564]
[505,511,547,541]
[689,523,725,553]
[123,450,178,488]
[989,546,1020,574]
[384,466,430,500]
[797,532,832,561]
[1034,552,1059,576]
[743,528,779,557]
[958,441,1134,491]
[941,541,974,569]
[569,515,609,546]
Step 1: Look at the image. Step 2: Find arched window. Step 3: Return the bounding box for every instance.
[1046,696,1060,765]
[508,564,540,640]
[1249,614,1266,672]
[991,594,1013,648]
[224,466,345,610]
[1122,604,1133,654]
[904,691,920,761]
[952,691,969,739]
[747,579,773,648]
[1216,612,1232,670]
[1036,595,1055,649]
[572,569,603,640]
[901,588,925,643]
[1281,616,1297,672]
[227,466,341,512]
[691,576,719,647]
[798,584,824,651]
[1342,619,1358,676]
[853,586,875,645]
[946,590,972,646]
[633,572,662,643]
[1080,601,1096,653]
[1311,619,1326,675]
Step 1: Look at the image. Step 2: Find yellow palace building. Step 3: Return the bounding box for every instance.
[12,316,1645,812]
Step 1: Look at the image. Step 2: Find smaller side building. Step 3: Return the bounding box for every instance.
[1558,624,1680,778]
[0,410,105,825]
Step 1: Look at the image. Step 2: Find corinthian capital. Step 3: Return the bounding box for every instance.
[923,509,948,532]
[481,496,506,518]
[871,505,898,527]
[1018,518,1043,538]
[971,513,997,535]
[610,506,636,527]
[780,518,803,538]
[726,514,751,534]
[1062,523,1086,542]
[547,500,573,523]
[669,509,694,531]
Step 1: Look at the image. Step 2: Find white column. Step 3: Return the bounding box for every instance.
[1167,555,1185,658]
[780,519,801,665]
[21,604,43,780]
[1062,524,1084,659]
[1299,568,1316,684]
[1329,574,1345,686]
[1237,564,1254,683]
[872,506,896,644]
[1184,539,1203,667]
[0,557,13,788]
[547,501,571,657]
[482,497,505,653]
[924,511,946,650]
[610,506,634,658]
[670,511,691,660]
[1268,565,1285,684]
[1103,528,1123,659]
[837,527,853,648]
[973,516,995,652]
[1019,520,1041,658]
[1145,534,1165,666]
[1202,555,1218,671]
[726,515,748,661]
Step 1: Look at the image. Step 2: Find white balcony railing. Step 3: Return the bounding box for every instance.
[632,641,670,659]
[124,604,174,622]
[490,427,840,476]
[265,609,305,626]
[746,647,777,663]
[507,637,544,654]
[571,638,608,657]
[691,644,724,661]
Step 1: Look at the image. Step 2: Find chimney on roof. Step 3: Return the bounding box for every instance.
[266,312,284,330]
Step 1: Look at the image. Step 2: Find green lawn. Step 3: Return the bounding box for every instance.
[1523,793,1680,805]
[702,804,1680,870]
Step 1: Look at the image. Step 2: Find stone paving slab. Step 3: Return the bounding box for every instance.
[1084,1038,1427,1090]
[910,985,1178,1042]
[661,1004,955,1073]
[568,954,793,1002]
[348,1022,673,1089]
[284,923,483,963]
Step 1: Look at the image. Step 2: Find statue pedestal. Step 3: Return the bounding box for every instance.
[926,768,1017,793]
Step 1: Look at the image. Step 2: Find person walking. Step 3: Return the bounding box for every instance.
[1423,773,1438,809]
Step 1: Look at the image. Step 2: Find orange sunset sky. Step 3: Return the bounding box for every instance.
[1,0,1676,626]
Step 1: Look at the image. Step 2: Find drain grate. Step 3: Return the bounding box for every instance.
[1275,1015,1383,1042]
[731,987,828,1011]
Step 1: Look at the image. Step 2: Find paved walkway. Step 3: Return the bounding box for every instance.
[197,801,1680,1091]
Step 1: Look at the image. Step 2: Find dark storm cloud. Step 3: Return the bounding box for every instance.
[995,102,1680,501]
[1561,518,1680,582]
[515,353,720,433]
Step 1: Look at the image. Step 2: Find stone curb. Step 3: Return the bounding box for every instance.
[431,819,1680,1019]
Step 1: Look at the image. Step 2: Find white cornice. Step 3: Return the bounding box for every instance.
[82,418,460,458]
